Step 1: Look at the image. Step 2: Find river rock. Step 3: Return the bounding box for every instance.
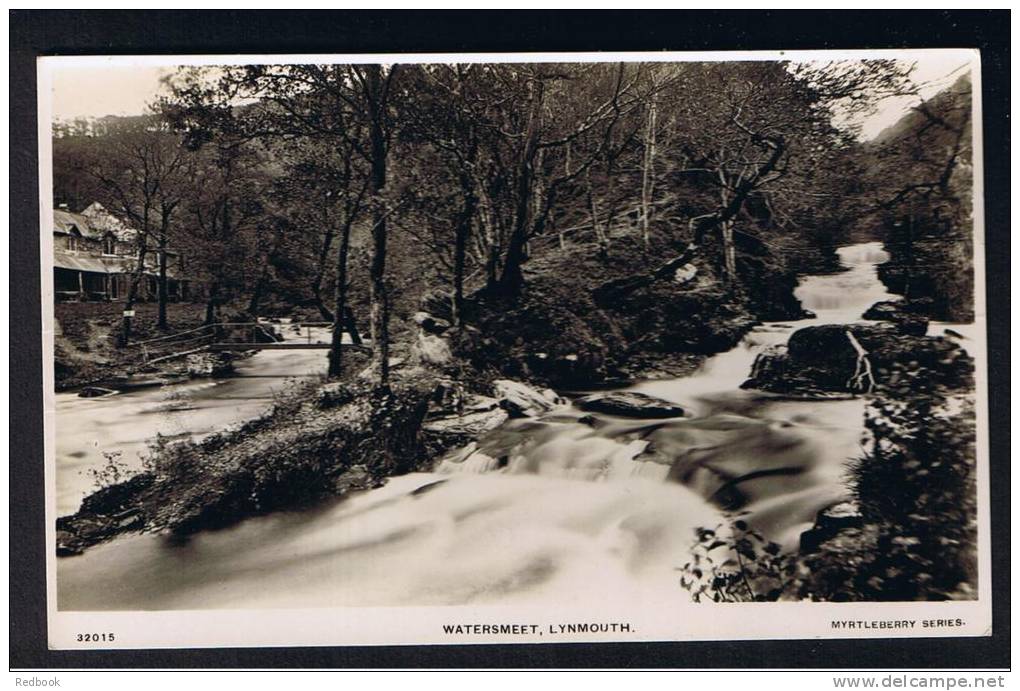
[862,300,929,336]
[576,391,685,419]
[422,407,509,438]
[186,352,235,378]
[743,323,974,395]
[862,300,903,321]
[493,379,564,418]
[800,501,864,554]
[78,386,117,398]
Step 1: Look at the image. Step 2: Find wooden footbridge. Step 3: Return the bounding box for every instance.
[129,320,368,366]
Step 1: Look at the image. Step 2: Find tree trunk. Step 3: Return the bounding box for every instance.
[157,233,169,330]
[311,202,337,321]
[365,64,391,388]
[585,167,609,256]
[204,282,220,326]
[247,271,266,318]
[640,92,658,248]
[326,219,354,379]
[497,79,544,296]
[475,185,501,292]
[721,220,737,280]
[118,238,150,346]
[452,181,477,326]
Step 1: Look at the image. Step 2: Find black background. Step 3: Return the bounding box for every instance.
[10,9,1010,669]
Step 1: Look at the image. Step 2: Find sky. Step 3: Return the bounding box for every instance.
[47,52,974,140]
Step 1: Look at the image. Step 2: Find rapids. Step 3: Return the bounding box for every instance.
[57,242,900,610]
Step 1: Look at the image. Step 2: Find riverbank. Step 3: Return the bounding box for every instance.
[54,302,211,391]
[55,352,566,555]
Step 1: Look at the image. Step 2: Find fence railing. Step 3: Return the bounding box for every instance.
[128,321,339,364]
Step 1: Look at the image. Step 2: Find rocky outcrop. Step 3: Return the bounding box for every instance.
[412,311,452,335]
[576,391,685,419]
[862,299,930,336]
[422,407,509,444]
[493,379,565,418]
[742,322,974,396]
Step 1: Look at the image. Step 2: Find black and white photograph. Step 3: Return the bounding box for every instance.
[37,47,992,649]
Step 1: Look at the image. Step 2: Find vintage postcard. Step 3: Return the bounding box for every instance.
[40,48,991,650]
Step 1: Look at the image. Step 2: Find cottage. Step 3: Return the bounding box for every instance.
[52,202,188,302]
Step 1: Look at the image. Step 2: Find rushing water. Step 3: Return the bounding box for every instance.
[54,323,334,516]
[58,242,904,611]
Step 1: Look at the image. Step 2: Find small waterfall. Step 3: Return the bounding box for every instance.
[795,241,895,322]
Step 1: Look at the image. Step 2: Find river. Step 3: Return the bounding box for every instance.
[54,323,335,516]
[57,242,924,610]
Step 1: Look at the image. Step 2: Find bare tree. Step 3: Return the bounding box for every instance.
[86,115,190,342]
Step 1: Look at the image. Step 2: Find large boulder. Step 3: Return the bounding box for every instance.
[862,300,929,336]
[743,323,974,396]
[576,391,685,419]
[493,379,565,418]
[422,407,509,439]
[800,501,864,554]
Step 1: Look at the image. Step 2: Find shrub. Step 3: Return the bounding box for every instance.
[680,519,799,602]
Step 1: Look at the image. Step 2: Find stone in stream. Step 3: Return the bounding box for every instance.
[743,322,973,396]
[576,391,686,419]
[422,407,509,438]
[799,501,863,554]
[78,386,117,398]
[186,352,236,378]
[493,379,565,418]
[862,299,929,336]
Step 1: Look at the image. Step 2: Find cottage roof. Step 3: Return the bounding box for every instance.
[81,202,139,242]
[53,253,132,274]
[53,252,172,278]
[53,209,99,239]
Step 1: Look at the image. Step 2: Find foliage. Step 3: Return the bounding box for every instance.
[866,74,975,321]
[799,381,978,601]
[680,519,799,602]
[86,451,130,490]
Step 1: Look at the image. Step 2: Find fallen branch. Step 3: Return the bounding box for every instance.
[846,330,875,393]
[591,243,699,306]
